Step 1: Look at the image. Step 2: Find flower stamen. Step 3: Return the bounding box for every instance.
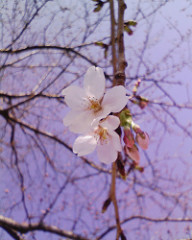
[88,98,102,113]
[95,126,109,145]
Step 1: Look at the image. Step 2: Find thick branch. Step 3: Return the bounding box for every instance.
[0,215,89,240]
[115,0,127,86]
[2,225,25,240]
[109,0,117,83]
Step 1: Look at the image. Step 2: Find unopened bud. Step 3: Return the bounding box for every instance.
[102,198,111,213]
[123,128,135,148]
[132,123,142,134]
[139,99,148,109]
[137,96,149,109]
[124,145,140,165]
[136,131,149,150]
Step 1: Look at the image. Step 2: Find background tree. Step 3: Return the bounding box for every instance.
[0,0,192,239]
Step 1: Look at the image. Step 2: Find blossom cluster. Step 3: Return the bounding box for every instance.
[120,109,149,165]
[63,66,149,165]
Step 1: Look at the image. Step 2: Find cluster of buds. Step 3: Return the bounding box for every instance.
[120,109,149,167]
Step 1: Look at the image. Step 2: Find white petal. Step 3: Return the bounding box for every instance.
[102,86,128,113]
[64,110,95,134]
[62,85,89,110]
[91,107,112,128]
[97,141,118,164]
[100,115,120,130]
[97,129,121,163]
[110,131,122,151]
[73,135,97,156]
[63,110,77,127]
[84,66,105,100]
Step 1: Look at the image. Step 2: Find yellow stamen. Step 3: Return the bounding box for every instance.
[88,98,102,113]
[95,126,109,145]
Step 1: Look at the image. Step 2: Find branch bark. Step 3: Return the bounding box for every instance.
[0,215,90,240]
[0,45,97,66]
[108,0,128,239]
[109,0,117,83]
[115,0,127,86]
[110,160,122,240]
[97,215,192,239]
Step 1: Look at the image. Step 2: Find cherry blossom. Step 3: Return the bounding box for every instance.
[73,116,122,164]
[63,66,128,134]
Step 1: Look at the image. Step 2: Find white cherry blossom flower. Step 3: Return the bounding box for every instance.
[63,66,128,134]
[73,116,122,164]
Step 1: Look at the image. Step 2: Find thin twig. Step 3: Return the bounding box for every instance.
[97,215,192,239]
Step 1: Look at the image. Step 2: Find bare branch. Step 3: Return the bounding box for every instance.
[115,0,127,86]
[0,215,90,240]
[0,45,97,66]
[97,215,192,239]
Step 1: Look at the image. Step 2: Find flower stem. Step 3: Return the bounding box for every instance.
[110,159,122,239]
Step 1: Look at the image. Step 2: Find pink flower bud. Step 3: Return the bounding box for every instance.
[136,131,149,150]
[139,100,148,109]
[123,128,135,148]
[124,145,140,165]
[132,123,142,134]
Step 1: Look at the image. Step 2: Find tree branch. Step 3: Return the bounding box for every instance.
[2,225,25,240]
[115,0,127,86]
[0,215,90,240]
[97,215,192,239]
[0,45,97,66]
[110,160,122,240]
[109,0,117,83]
[5,1,48,49]
[0,110,111,175]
